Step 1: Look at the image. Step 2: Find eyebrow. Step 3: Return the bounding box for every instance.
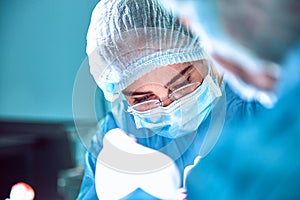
[165,64,194,88]
[122,64,194,97]
[122,90,153,96]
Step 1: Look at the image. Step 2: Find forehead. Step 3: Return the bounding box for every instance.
[124,63,188,92]
[123,60,207,93]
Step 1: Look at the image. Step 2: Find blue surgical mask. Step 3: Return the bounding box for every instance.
[129,75,222,138]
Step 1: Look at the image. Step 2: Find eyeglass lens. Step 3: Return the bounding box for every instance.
[130,82,200,112]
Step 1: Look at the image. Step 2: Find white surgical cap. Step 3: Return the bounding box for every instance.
[86,0,207,101]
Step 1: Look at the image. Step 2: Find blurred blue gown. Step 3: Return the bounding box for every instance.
[77,84,263,200]
[186,42,300,200]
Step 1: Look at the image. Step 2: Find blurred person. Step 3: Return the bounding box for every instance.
[76,0,263,199]
[160,0,300,199]
[160,0,300,108]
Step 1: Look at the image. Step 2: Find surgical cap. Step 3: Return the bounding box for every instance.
[86,0,207,101]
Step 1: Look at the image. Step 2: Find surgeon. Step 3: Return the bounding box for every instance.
[76,0,263,199]
[160,0,300,199]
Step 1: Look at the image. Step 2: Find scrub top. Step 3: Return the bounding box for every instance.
[77,83,263,200]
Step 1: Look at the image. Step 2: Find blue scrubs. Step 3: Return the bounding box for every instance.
[77,84,263,200]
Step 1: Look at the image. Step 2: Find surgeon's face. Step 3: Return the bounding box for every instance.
[122,60,208,108]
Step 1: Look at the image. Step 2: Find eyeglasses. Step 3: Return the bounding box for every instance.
[127,82,201,112]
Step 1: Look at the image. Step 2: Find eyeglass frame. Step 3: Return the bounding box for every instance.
[127,81,201,112]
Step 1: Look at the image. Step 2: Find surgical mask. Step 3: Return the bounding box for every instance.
[129,75,222,138]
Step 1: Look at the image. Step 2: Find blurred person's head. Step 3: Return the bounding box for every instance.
[161,0,300,106]
[161,0,300,63]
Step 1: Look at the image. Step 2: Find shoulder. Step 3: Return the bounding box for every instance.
[223,83,265,123]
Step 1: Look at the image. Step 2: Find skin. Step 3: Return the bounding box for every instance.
[122,60,210,107]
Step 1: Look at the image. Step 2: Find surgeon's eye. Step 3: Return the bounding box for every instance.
[169,74,192,92]
[133,94,157,104]
[187,75,192,82]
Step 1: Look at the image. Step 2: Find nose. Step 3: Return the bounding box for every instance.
[159,87,175,107]
[161,98,173,107]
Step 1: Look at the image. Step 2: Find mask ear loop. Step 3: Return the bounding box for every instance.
[193,55,212,81]
[202,51,223,85]
[209,57,225,87]
[110,92,130,114]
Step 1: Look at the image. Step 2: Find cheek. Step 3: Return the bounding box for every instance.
[124,96,135,106]
[191,73,204,83]
[191,67,206,83]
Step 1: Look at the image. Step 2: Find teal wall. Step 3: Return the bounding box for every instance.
[0,0,104,121]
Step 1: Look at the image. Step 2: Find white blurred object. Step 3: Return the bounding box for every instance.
[6,182,35,200]
[95,128,181,200]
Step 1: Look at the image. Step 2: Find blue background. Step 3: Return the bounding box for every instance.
[0,0,105,121]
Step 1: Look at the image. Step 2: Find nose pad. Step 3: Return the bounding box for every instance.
[161,98,174,107]
[158,87,175,107]
[156,87,173,107]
